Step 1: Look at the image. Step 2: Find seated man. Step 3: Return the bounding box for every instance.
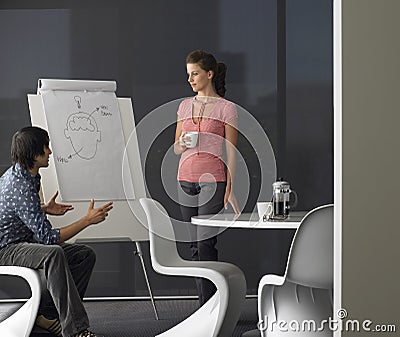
[0,126,113,337]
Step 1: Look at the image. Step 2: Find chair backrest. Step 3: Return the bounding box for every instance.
[139,198,183,270]
[285,204,333,289]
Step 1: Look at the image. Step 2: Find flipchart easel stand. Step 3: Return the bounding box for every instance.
[28,91,159,320]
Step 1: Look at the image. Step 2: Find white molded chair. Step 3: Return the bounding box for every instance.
[0,266,41,337]
[139,198,247,337]
[243,204,334,337]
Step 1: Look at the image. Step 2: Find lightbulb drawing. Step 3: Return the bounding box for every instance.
[74,96,82,109]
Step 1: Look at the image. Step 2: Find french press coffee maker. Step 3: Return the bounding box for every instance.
[271,180,298,219]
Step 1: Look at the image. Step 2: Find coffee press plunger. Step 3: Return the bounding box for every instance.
[271,180,298,219]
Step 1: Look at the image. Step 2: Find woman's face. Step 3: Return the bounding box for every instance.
[186,63,213,93]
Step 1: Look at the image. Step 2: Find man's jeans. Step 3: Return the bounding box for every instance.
[0,242,95,337]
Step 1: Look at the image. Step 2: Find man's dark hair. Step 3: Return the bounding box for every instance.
[11,126,49,170]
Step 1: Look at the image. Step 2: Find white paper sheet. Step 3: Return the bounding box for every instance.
[39,79,134,201]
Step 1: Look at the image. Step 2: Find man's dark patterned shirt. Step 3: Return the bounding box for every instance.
[0,163,60,248]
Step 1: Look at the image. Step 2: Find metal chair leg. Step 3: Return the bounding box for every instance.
[135,241,159,320]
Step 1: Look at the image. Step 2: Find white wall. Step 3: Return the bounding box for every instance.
[341,0,400,334]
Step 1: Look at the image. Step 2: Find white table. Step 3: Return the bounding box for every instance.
[191,211,308,229]
[191,211,309,316]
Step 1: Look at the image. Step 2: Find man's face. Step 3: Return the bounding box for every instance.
[34,145,52,168]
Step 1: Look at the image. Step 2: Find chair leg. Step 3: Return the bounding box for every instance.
[241,329,261,337]
[0,268,41,337]
[0,298,37,337]
[156,292,220,337]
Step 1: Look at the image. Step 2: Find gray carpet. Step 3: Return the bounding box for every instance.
[1,298,259,337]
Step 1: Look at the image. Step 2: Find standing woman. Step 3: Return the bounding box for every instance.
[174,50,240,305]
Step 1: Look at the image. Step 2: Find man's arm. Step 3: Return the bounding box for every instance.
[41,191,74,216]
[16,186,112,244]
[16,187,61,244]
[59,199,113,243]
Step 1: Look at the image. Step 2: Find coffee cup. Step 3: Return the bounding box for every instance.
[184,132,199,148]
[257,201,273,221]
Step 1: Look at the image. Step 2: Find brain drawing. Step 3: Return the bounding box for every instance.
[64,112,101,160]
[68,116,96,132]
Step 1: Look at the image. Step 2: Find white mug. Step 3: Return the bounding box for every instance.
[257,201,273,221]
[184,132,199,148]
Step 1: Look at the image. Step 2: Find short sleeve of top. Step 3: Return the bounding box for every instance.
[177,97,238,183]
